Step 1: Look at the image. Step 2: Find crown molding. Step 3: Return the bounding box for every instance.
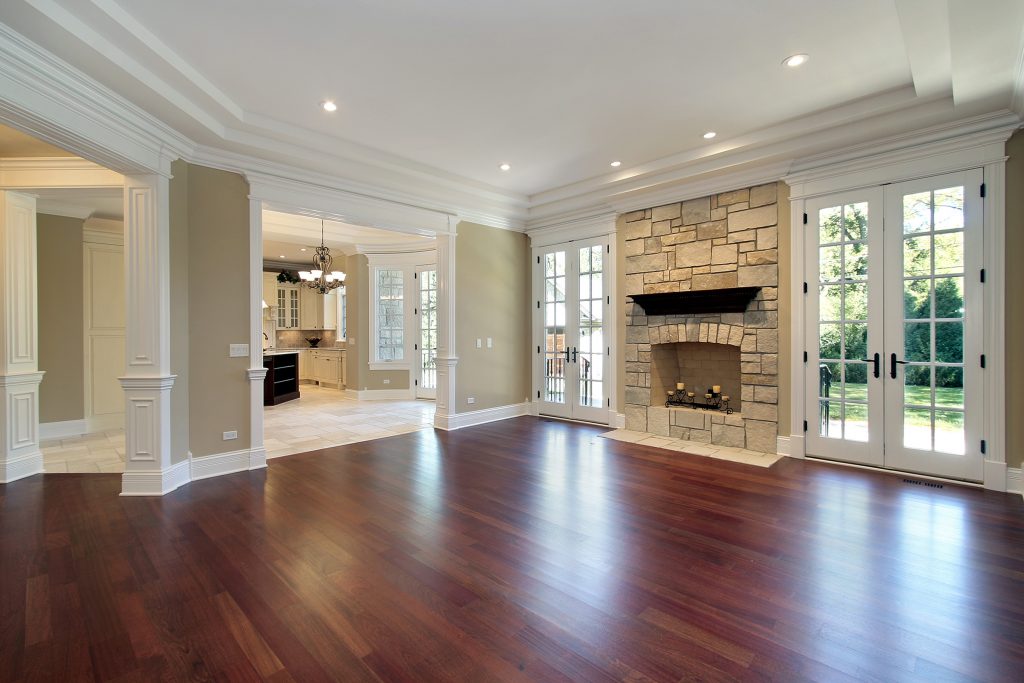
[35,199,91,219]
[355,241,438,255]
[0,156,125,188]
[525,211,618,248]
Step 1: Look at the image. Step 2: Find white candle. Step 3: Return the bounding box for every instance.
[676,382,684,390]
[712,385,721,393]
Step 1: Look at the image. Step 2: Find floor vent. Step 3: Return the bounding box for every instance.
[903,478,943,489]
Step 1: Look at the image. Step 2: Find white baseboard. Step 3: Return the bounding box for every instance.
[40,419,88,440]
[0,450,44,483]
[350,388,415,400]
[783,434,806,458]
[776,435,791,457]
[86,413,124,433]
[190,447,267,482]
[120,459,190,496]
[1007,467,1022,499]
[435,401,529,430]
[983,459,1008,491]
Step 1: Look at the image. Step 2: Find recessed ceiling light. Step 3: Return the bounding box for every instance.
[703,131,717,139]
[783,53,809,68]
[300,248,306,252]
[280,255,286,259]
[499,163,511,171]
[321,100,338,112]
[610,161,622,167]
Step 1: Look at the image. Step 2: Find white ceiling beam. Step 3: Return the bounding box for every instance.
[894,0,952,99]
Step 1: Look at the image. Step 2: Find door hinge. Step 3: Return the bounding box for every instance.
[803,351,808,363]
[803,281,808,294]
[414,379,418,386]
[803,420,808,432]
[803,212,808,225]
[607,346,610,355]
[607,398,611,407]
[606,244,610,253]
[607,295,610,305]
[980,268,986,283]
[537,390,541,399]
[414,308,418,315]
[980,183,986,198]
[537,345,541,354]
[981,439,986,454]
[413,272,417,279]
[537,300,540,309]
[980,354,986,368]
[537,256,541,264]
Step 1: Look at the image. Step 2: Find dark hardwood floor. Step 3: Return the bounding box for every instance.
[2,417,1023,682]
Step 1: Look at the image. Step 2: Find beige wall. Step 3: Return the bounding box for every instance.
[455,221,531,412]
[186,163,251,457]
[37,213,84,423]
[169,160,190,464]
[776,182,791,435]
[1005,130,1024,469]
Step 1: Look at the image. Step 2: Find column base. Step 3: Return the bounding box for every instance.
[0,449,43,483]
[121,460,190,496]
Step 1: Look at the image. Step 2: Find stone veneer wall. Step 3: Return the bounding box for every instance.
[623,183,780,452]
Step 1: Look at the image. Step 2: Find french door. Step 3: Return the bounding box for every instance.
[535,239,609,423]
[805,170,984,481]
[415,269,437,399]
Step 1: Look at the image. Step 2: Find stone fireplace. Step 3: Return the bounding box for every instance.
[623,183,779,453]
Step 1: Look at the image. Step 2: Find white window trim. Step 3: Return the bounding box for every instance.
[366,251,436,372]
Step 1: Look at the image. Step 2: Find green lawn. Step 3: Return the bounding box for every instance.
[831,383,963,429]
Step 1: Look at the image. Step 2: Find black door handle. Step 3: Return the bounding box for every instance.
[859,352,880,379]
[564,348,570,363]
[890,353,909,378]
[572,347,578,363]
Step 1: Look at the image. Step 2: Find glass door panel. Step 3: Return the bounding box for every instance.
[805,189,884,466]
[884,172,982,480]
[535,240,610,423]
[417,269,437,399]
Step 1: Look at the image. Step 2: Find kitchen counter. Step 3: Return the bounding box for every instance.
[263,347,345,356]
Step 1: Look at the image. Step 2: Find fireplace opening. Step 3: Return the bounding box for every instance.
[649,342,742,412]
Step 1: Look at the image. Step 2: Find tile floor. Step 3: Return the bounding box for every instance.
[41,429,126,473]
[264,384,435,459]
[598,429,783,467]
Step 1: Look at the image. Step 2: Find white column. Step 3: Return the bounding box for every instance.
[120,173,181,495]
[433,226,458,429]
[247,197,267,468]
[0,191,44,482]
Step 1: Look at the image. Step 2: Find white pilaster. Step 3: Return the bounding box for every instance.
[433,227,458,429]
[248,197,267,469]
[120,173,178,495]
[0,191,43,482]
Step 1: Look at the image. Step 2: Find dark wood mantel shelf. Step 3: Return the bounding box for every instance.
[629,286,761,315]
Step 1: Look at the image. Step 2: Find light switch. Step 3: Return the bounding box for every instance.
[229,343,249,357]
[486,337,493,349]
[475,338,482,348]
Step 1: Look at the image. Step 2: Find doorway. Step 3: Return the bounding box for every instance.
[803,170,983,481]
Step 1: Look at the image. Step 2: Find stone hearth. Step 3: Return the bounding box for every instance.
[623,183,779,453]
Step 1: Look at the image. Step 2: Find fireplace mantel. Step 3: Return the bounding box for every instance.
[629,287,761,316]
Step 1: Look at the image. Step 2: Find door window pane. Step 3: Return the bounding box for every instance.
[376,269,404,361]
[420,270,437,389]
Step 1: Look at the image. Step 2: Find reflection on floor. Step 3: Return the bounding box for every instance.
[264,384,435,459]
[41,429,126,473]
[600,428,783,467]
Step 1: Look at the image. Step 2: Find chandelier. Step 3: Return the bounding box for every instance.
[298,220,346,294]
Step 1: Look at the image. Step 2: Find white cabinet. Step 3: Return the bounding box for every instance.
[299,287,338,331]
[262,272,278,312]
[298,349,312,382]
[276,284,300,329]
[309,349,345,387]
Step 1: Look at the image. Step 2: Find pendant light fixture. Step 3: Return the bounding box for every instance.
[298,220,346,293]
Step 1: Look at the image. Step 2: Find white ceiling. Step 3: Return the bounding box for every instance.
[0,1,1021,217]
[262,210,434,264]
[34,187,123,220]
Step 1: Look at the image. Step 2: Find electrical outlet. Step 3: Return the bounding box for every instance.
[229,343,249,357]
[223,430,238,440]
[383,379,390,385]
[467,397,475,404]
[476,338,482,348]
[486,337,493,349]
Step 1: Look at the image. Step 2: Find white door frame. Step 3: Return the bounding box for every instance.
[785,121,1016,490]
[527,214,618,426]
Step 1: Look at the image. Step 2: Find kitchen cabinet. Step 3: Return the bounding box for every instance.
[299,288,338,331]
[263,352,299,405]
[262,272,278,312]
[309,349,345,388]
[298,349,312,382]
[276,284,300,329]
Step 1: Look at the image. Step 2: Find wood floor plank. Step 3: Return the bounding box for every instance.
[2,416,1023,682]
